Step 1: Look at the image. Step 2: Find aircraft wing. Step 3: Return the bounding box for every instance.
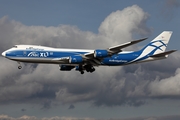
[84,38,147,58]
[108,38,147,52]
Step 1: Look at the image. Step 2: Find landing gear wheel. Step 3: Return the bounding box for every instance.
[90,68,95,73]
[17,62,22,69]
[18,66,22,69]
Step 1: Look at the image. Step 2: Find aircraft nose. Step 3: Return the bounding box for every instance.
[2,51,6,57]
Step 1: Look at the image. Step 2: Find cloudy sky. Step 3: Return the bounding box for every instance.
[0,0,180,120]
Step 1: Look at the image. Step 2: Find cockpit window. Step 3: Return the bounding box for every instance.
[13,45,17,48]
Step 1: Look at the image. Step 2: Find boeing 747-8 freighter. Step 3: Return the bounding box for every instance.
[2,31,176,74]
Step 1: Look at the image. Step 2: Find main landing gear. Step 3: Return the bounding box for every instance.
[17,62,22,69]
[80,71,84,74]
[78,64,95,74]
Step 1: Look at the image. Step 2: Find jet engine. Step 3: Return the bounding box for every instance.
[69,55,83,64]
[94,49,109,58]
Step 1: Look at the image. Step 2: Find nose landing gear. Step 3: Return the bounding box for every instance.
[17,62,22,69]
[18,66,22,69]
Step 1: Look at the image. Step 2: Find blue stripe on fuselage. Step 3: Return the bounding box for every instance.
[5,50,88,59]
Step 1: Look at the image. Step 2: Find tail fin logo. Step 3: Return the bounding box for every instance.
[148,40,167,52]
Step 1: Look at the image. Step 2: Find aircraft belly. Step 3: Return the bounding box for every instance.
[9,57,68,64]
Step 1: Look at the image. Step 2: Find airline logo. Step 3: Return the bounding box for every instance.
[27,52,49,57]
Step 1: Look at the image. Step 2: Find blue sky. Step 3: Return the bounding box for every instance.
[1,0,179,48]
[0,0,180,120]
[0,1,179,30]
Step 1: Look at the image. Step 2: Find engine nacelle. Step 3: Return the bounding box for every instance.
[94,49,109,58]
[69,55,83,64]
[60,65,75,71]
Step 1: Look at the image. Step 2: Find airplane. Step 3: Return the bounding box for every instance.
[1,31,176,74]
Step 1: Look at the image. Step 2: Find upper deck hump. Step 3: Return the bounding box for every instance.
[14,45,94,52]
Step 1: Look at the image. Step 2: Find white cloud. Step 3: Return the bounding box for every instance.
[149,68,180,96]
[99,5,150,44]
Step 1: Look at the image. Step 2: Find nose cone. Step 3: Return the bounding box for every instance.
[2,51,6,57]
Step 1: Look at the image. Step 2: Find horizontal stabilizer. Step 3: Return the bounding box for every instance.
[149,50,177,58]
